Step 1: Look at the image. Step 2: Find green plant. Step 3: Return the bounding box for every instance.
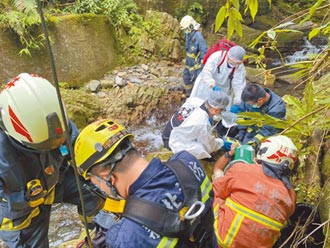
[175,2,205,25]
[215,0,272,39]
[70,0,138,28]
[0,0,45,56]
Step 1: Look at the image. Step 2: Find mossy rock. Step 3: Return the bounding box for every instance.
[61,88,103,129]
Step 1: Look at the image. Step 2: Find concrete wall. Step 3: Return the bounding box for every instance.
[0,14,117,87]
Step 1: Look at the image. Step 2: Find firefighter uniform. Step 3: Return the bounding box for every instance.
[213,161,295,248]
[0,121,103,248]
[183,30,208,96]
[237,88,286,145]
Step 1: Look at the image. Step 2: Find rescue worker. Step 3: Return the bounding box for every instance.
[190,45,246,108]
[212,135,298,248]
[74,119,216,248]
[234,83,286,146]
[180,15,208,97]
[162,91,232,159]
[0,73,103,248]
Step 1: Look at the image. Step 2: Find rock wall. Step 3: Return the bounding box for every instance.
[0,14,117,86]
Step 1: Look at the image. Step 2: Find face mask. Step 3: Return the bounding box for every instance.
[251,104,260,109]
[212,114,221,121]
[184,30,190,35]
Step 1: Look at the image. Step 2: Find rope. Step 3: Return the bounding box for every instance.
[34,1,92,247]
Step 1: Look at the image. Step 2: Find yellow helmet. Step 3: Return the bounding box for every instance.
[74,119,133,179]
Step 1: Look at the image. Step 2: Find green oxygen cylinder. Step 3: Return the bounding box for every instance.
[233,145,255,164]
[224,145,255,174]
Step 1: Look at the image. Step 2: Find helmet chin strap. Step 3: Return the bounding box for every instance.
[92,174,123,200]
[90,160,123,200]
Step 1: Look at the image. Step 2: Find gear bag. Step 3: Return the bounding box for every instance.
[123,159,213,247]
[202,38,236,78]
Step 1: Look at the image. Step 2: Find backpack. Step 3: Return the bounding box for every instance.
[82,159,214,248]
[202,38,236,78]
[122,159,214,248]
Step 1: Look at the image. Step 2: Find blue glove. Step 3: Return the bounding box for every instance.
[230,104,240,114]
[223,140,232,151]
[213,86,220,92]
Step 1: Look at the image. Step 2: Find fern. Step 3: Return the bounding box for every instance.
[0,0,45,56]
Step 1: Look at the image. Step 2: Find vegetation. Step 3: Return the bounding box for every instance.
[0,0,165,62]
[221,0,330,246]
[0,0,45,56]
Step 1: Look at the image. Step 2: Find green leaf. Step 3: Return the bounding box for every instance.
[215,6,227,32]
[232,7,243,21]
[235,19,243,37]
[308,28,320,40]
[274,21,295,30]
[303,81,314,112]
[248,0,258,21]
[266,30,276,40]
[283,95,306,116]
[309,0,323,17]
[231,0,240,10]
[227,8,236,39]
[275,29,304,34]
[236,112,296,130]
[249,31,266,48]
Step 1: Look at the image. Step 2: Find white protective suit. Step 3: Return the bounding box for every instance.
[190,50,246,106]
[169,101,224,159]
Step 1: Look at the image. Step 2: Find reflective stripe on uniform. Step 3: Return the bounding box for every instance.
[201,176,212,203]
[44,187,55,205]
[185,63,202,71]
[0,187,55,231]
[187,51,201,60]
[225,198,283,231]
[255,133,264,141]
[157,237,178,248]
[223,211,244,247]
[214,198,284,247]
[0,207,40,231]
[156,173,211,247]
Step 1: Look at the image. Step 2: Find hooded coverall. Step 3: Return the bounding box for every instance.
[162,97,204,149]
[213,161,296,248]
[237,88,286,144]
[105,150,216,248]
[168,102,224,159]
[190,50,246,106]
[183,30,208,96]
[0,120,103,248]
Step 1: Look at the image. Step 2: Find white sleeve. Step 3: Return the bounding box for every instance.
[169,109,223,159]
[231,65,246,105]
[201,51,226,88]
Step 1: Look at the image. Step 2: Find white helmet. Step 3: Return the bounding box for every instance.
[0,73,67,151]
[256,135,298,170]
[180,15,196,30]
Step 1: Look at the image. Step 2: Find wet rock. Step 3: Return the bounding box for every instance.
[85,79,101,93]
